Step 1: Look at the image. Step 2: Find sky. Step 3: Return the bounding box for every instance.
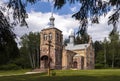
[0,0,120,43]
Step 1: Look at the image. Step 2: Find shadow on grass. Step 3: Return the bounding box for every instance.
[0,74,120,81]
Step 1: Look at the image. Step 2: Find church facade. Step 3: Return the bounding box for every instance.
[62,34,94,69]
[40,15,94,70]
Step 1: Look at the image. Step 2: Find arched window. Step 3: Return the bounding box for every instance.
[43,34,47,40]
[49,33,52,40]
[73,61,77,68]
[56,33,59,42]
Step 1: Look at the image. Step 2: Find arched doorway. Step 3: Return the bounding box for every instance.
[41,55,49,68]
[41,55,52,69]
[73,61,77,68]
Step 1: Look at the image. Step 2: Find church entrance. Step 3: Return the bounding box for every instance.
[73,61,77,68]
[41,55,49,68]
[41,55,52,69]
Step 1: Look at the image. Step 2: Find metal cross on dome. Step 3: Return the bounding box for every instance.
[49,0,55,27]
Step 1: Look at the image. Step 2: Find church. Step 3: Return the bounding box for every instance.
[40,15,94,70]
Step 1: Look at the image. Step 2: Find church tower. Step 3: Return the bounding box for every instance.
[40,15,63,69]
[69,30,75,46]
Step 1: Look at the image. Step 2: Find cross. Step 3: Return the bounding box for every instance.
[46,40,53,76]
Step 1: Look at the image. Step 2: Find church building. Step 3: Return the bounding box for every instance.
[40,15,94,70]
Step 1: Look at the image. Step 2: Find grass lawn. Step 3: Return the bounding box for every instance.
[0,69,31,76]
[0,69,120,81]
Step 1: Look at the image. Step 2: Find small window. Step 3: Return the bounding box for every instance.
[60,35,62,43]
[49,33,52,40]
[56,33,59,41]
[43,34,47,40]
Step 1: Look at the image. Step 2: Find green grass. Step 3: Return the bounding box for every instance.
[55,69,120,76]
[0,69,31,76]
[0,69,120,81]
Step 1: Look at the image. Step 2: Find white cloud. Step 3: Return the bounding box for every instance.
[14,11,79,40]
[0,0,3,4]
[1,0,119,46]
[88,10,120,41]
[14,10,120,43]
[0,0,5,8]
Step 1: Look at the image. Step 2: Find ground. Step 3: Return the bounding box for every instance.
[0,69,120,81]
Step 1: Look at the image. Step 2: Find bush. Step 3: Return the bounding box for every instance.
[0,63,22,70]
[10,58,31,69]
[95,63,104,69]
[51,71,56,76]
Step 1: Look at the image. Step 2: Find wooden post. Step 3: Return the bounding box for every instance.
[48,40,51,76]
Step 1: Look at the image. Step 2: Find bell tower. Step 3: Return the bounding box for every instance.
[40,14,63,69]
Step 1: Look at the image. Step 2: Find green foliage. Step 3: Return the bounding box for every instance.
[10,57,31,69]
[0,64,21,70]
[94,31,120,68]
[7,0,28,27]
[0,32,40,70]
[0,11,15,47]
[63,38,69,46]
[0,11,19,66]
[95,63,104,69]
[51,70,56,76]
[75,34,89,44]
[95,50,104,64]
[108,32,120,68]
[20,32,40,69]
[0,37,19,65]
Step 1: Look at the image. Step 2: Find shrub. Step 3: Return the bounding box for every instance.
[51,71,56,76]
[0,63,21,70]
[10,58,31,69]
[95,63,104,69]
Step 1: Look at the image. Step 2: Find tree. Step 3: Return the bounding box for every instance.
[55,0,120,34]
[109,31,120,68]
[103,37,107,67]
[75,30,89,44]
[63,38,69,46]
[94,41,104,68]
[20,32,40,69]
[94,32,120,69]
[0,11,19,65]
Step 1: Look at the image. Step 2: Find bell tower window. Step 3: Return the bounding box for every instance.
[44,34,47,40]
[49,33,52,40]
[56,33,59,41]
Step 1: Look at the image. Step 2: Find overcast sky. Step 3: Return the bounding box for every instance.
[1,0,120,42]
